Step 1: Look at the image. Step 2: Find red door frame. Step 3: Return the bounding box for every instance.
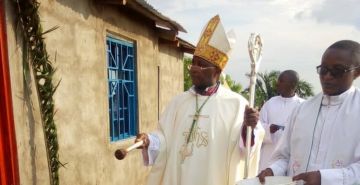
[0,0,20,184]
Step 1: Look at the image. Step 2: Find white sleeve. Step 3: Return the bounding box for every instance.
[269,158,288,176]
[269,122,289,176]
[271,129,284,145]
[320,161,360,185]
[239,121,264,156]
[142,133,160,166]
[269,105,301,175]
[260,103,273,144]
[268,125,291,176]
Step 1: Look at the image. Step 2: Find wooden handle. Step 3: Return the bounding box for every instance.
[125,140,144,152]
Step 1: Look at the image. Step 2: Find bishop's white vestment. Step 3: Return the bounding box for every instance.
[259,95,304,172]
[270,86,360,184]
[144,85,264,185]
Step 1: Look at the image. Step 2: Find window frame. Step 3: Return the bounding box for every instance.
[106,35,138,142]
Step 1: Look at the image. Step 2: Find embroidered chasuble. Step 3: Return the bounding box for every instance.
[146,85,264,185]
[270,87,360,184]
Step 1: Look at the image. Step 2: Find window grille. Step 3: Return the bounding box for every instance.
[106,36,137,142]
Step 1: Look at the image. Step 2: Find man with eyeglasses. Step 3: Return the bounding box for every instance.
[133,15,264,185]
[258,40,360,185]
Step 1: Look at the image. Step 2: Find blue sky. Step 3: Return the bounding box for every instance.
[147,0,360,93]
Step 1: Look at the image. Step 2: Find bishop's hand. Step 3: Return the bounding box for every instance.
[135,133,150,149]
[243,105,259,129]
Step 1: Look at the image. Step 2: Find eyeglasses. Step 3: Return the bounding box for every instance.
[187,64,216,71]
[316,65,360,78]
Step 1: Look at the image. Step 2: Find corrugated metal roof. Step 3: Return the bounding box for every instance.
[97,0,186,33]
[177,37,195,54]
[96,0,194,52]
[133,0,187,33]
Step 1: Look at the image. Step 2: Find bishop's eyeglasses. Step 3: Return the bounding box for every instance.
[316,65,360,78]
[187,64,216,71]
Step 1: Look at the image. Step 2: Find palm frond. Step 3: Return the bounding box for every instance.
[14,0,61,184]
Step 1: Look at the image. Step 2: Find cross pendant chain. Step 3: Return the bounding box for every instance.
[181,94,212,163]
[180,144,193,163]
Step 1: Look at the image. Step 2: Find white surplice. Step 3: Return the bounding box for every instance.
[270,86,360,185]
[144,85,265,185]
[258,95,304,172]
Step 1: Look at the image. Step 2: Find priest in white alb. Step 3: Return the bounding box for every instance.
[258,40,360,185]
[134,15,265,185]
[258,70,304,172]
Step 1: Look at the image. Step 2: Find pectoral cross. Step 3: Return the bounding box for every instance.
[188,114,209,121]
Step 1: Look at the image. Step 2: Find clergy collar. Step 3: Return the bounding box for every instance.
[279,94,299,101]
[190,82,220,96]
[322,86,355,106]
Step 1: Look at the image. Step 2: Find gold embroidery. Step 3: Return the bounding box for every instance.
[198,132,208,147]
[180,126,209,163]
[194,15,228,70]
[180,95,212,163]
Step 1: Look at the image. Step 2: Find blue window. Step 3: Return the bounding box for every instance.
[106,36,137,142]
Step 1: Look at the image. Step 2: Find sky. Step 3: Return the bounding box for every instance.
[147,0,360,93]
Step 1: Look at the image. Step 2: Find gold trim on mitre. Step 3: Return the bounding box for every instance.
[194,15,228,70]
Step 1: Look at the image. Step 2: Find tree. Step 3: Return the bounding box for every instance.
[184,57,192,91]
[220,74,243,93]
[296,80,314,98]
